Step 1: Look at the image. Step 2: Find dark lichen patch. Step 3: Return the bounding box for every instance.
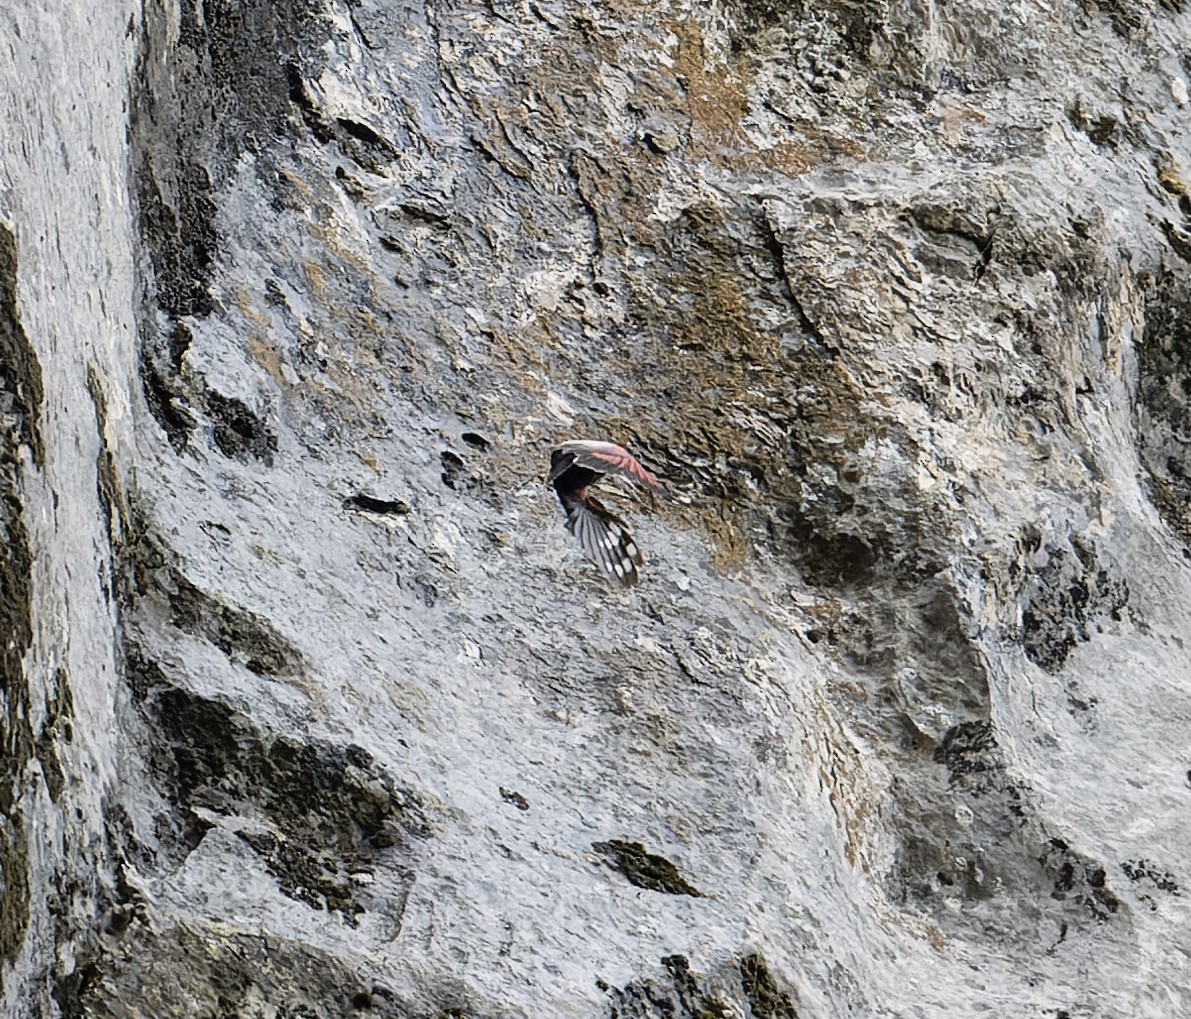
[64,919,427,1019]
[51,959,102,1019]
[35,667,76,803]
[1018,534,1128,673]
[601,955,731,1019]
[119,650,215,872]
[1137,271,1191,547]
[1067,98,1121,148]
[131,0,330,451]
[133,0,330,282]
[1040,838,1122,922]
[739,954,798,1019]
[130,657,428,923]
[592,840,702,896]
[893,828,1003,906]
[134,156,217,322]
[0,814,30,979]
[933,721,998,786]
[892,720,1038,914]
[86,407,301,678]
[0,228,37,970]
[0,224,45,467]
[236,828,368,922]
[206,391,278,464]
[165,568,302,676]
[138,316,197,451]
[42,800,143,1008]
[605,957,800,1018]
[0,493,35,752]
[1121,858,1179,895]
[34,671,74,803]
[1085,0,1150,39]
[98,804,151,936]
[88,369,151,606]
[34,732,66,803]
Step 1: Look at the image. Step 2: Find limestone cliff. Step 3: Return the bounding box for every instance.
[3,0,1191,1015]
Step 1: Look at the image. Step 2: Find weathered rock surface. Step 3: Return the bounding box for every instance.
[4,0,1191,1014]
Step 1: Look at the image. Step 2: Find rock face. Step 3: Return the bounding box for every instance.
[5,0,1191,1014]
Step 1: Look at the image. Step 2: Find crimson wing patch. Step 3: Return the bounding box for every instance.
[565,443,667,496]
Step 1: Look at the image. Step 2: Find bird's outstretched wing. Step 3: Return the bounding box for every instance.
[554,440,668,496]
[562,493,644,587]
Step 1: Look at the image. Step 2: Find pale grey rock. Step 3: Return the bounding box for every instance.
[3,0,1191,1016]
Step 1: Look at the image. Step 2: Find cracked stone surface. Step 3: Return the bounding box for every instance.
[4,0,1191,1015]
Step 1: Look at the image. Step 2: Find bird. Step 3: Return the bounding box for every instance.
[548,440,667,587]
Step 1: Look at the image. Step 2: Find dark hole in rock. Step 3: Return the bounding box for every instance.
[440,450,464,489]
[336,117,394,154]
[345,493,410,516]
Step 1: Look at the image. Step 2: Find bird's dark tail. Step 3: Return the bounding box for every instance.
[561,493,644,587]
